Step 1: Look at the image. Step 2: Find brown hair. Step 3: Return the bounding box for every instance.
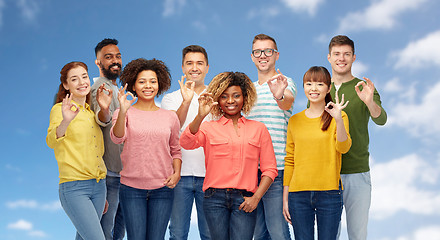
[328,35,355,54]
[120,58,171,97]
[252,33,278,50]
[55,61,90,104]
[206,72,257,118]
[303,66,333,131]
[182,45,209,65]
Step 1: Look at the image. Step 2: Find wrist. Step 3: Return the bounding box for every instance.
[273,95,284,101]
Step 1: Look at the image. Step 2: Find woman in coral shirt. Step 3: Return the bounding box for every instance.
[180,72,278,240]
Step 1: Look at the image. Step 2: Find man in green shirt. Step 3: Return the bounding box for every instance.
[327,35,387,240]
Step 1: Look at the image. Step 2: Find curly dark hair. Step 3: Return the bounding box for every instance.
[120,58,171,97]
[206,72,257,118]
[95,38,118,56]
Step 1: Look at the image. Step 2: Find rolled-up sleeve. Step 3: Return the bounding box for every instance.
[259,125,278,181]
[110,109,126,144]
[179,125,206,150]
[336,112,352,154]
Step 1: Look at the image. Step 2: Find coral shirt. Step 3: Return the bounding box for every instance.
[180,116,278,193]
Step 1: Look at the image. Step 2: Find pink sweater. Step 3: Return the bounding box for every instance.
[110,107,182,190]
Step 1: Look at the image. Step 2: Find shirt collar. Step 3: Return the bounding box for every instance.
[218,115,247,125]
[71,99,91,111]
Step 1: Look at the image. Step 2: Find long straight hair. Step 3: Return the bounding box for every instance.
[303,66,333,131]
[55,61,90,104]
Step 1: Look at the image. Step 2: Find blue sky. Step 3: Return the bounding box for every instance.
[1,0,440,239]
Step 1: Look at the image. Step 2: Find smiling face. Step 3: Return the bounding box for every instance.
[303,80,330,104]
[182,52,209,85]
[251,39,279,74]
[96,44,122,80]
[327,44,356,76]
[218,85,244,120]
[63,66,90,103]
[133,70,159,101]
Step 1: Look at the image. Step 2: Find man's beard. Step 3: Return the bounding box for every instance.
[101,63,122,80]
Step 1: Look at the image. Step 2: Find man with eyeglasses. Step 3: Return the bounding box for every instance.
[247,33,296,240]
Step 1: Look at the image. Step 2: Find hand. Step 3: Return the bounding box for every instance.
[267,69,288,100]
[164,173,181,188]
[197,93,218,118]
[179,75,195,103]
[118,84,137,113]
[96,84,113,112]
[103,200,109,215]
[355,77,375,105]
[283,197,292,224]
[325,91,349,121]
[239,195,259,213]
[61,94,80,123]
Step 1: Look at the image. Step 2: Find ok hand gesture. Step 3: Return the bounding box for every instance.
[118,84,137,113]
[325,90,349,121]
[179,75,195,103]
[355,77,375,105]
[61,94,80,123]
[197,93,217,118]
[96,84,113,112]
[267,69,288,100]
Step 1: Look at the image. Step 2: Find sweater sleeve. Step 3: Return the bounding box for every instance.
[110,108,126,144]
[283,118,295,186]
[169,113,182,160]
[335,111,352,154]
[258,124,278,181]
[371,88,387,126]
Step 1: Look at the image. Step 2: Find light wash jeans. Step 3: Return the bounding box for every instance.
[100,176,125,240]
[338,172,371,240]
[120,184,174,240]
[203,188,257,240]
[288,187,343,240]
[169,176,210,240]
[59,179,107,240]
[254,170,291,240]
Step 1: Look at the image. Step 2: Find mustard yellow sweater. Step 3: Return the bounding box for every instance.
[284,110,351,192]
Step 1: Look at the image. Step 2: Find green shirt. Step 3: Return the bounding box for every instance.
[331,78,387,174]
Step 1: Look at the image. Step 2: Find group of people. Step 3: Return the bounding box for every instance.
[46,33,387,240]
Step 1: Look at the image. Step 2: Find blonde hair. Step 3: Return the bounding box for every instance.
[206,72,257,118]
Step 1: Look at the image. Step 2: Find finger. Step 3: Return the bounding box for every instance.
[340,94,345,105]
[189,81,195,90]
[334,90,339,104]
[342,100,349,108]
[122,83,128,92]
[239,202,245,211]
[178,76,185,88]
[277,69,283,76]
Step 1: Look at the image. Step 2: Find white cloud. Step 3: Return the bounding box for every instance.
[337,0,427,33]
[280,0,324,16]
[387,80,440,138]
[370,154,440,220]
[29,230,48,238]
[247,6,280,20]
[163,0,186,17]
[352,60,369,78]
[396,225,440,240]
[8,219,33,231]
[393,30,440,70]
[192,21,207,32]
[16,0,40,23]
[6,199,62,211]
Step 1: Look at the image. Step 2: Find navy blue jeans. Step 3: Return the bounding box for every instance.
[288,188,343,240]
[203,188,257,240]
[119,184,173,240]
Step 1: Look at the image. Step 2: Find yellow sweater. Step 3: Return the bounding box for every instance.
[46,102,107,184]
[284,110,351,192]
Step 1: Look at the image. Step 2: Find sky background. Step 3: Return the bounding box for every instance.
[1,0,440,239]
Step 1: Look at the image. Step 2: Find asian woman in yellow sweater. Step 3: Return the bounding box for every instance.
[282,66,352,240]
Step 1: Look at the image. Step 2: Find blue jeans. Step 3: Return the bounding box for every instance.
[337,172,371,240]
[288,188,343,240]
[119,184,174,240]
[203,188,257,240]
[169,176,210,240]
[59,179,107,240]
[100,176,125,240]
[254,170,291,240]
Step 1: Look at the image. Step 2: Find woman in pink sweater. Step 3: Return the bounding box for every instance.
[110,58,182,240]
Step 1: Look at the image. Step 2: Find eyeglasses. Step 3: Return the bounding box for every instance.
[252,48,278,58]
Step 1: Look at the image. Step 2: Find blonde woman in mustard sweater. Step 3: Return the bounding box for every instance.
[282,66,352,240]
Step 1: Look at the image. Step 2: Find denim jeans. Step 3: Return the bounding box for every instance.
[100,176,125,240]
[337,172,371,240]
[203,188,257,240]
[288,188,343,240]
[119,184,174,240]
[169,176,210,240]
[59,179,107,240]
[254,170,291,240]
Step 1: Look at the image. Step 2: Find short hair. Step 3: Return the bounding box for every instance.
[182,45,209,65]
[206,72,257,118]
[56,61,90,104]
[95,38,119,56]
[252,33,278,50]
[303,66,333,131]
[328,35,355,54]
[120,58,171,97]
